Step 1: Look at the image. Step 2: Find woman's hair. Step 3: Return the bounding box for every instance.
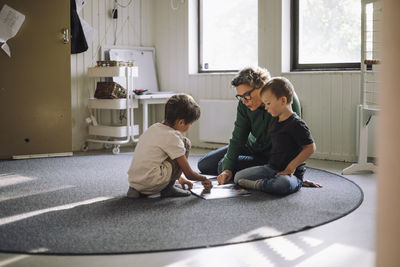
[231,66,271,89]
[260,77,294,104]
[164,94,201,125]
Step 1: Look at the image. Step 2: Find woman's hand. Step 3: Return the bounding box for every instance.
[217,170,232,185]
[178,177,193,190]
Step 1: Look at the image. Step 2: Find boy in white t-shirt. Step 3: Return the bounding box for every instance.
[127,94,213,198]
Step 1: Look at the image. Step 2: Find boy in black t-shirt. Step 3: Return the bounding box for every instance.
[235,77,318,195]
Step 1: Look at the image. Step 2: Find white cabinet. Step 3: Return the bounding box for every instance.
[83,66,139,154]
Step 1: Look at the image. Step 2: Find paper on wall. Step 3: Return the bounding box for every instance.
[0,4,25,57]
[80,16,94,44]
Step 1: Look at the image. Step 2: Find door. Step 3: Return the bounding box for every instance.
[0,0,71,159]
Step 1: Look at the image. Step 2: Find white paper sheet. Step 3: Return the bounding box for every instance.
[76,0,85,13]
[0,4,25,57]
[80,16,95,44]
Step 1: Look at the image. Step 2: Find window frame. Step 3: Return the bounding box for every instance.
[291,0,361,71]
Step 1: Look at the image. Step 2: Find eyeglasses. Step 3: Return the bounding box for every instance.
[235,87,257,101]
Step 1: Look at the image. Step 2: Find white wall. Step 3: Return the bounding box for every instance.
[70,0,154,151]
[70,0,377,162]
[152,0,368,162]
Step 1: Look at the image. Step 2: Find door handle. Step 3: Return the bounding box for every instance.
[61,28,69,44]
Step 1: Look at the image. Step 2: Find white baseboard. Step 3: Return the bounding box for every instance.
[12,152,73,160]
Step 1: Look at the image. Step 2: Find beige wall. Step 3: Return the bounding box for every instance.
[376,0,400,266]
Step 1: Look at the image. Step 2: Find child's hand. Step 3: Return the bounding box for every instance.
[201,178,213,191]
[302,179,322,188]
[277,163,296,176]
[178,177,193,190]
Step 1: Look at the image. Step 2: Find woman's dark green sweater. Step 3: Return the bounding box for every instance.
[222,96,301,172]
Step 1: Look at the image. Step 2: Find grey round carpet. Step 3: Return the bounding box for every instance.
[0,154,363,255]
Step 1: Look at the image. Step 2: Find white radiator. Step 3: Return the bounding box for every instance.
[199,99,237,143]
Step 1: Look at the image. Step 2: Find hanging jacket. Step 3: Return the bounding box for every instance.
[70,0,88,54]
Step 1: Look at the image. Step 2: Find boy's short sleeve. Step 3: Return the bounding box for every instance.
[292,118,314,147]
[160,131,186,160]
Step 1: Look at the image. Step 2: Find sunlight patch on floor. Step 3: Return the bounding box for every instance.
[233,243,276,267]
[0,185,75,202]
[0,174,35,187]
[299,236,324,247]
[228,226,282,243]
[294,243,375,267]
[165,243,277,267]
[0,254,30,267]
[0,196,113,226]
[165,258,193,267]
[264,237,305,261]
[0,248,48,267]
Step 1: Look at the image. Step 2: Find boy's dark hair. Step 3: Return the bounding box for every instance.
[261,77,294,104]
[231,66,271,89]
[164,94,201,125]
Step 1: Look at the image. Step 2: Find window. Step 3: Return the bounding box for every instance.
[291,0,361,71]
[199,0,258,72]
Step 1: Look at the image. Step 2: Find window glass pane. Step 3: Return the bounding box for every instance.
[365,3,374,60]
[201,0,257,71]
[298,0,361,64]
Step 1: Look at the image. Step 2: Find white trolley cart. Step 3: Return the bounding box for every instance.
[82,66,139,154]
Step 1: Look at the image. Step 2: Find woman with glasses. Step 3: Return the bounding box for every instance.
[197,66,318,193]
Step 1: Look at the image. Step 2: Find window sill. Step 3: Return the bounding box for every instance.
[188,72,237,76]
[282,70,361,75]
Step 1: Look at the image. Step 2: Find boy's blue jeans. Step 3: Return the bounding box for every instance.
[233,165,303,195]
[197,146,302,195]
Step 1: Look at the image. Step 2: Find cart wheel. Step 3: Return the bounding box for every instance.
[81,142,89,152]
[104,143,113,149]
[112,145,120,155]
